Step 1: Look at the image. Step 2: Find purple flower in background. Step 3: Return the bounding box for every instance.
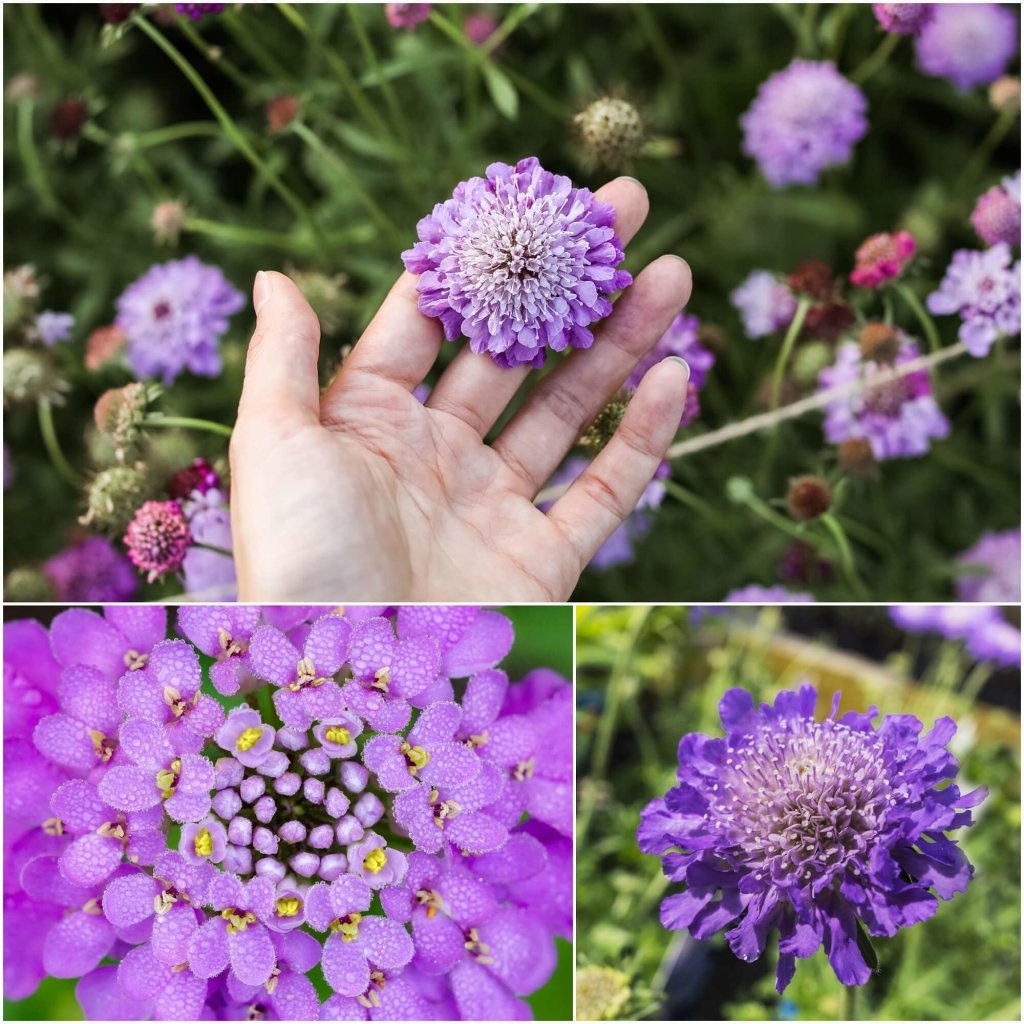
[33,310,74,347]
[956,528,1021,603]
[402,156,631,368]
[175,3,226,19]
[915,4,1019,90]
[116,256,244,385]
[890,604,1020,667]
[971,171,1021,247]
[724,584,815,603]
[819,340,950,460]
[639,685,985,992]
[872,4,935,35]
[386,3,431,29]
[625,312,715,395]
[182,487,236,601]
[3,605,568,1018]
[926,243,1021,357]
[740,60,868,187]
[43,535,138,601]
[730,270,797,338]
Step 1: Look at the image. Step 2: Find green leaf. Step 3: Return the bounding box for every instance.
[481,62,519,121]
[856,919,881,975]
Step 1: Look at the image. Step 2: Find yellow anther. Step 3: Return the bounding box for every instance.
[88,729,115,762]
[276,897,301,918]
[416,889,443,918]
[155,759,182,799]
[97,821,126,840]
[171,963,189,974]
[431,794,461,828]
[325,726,351,746]
[265,968,281,995]
[371,666,391,692]
[330,912,362,942]
[514,758,535,781]
[124,649,148,670]
[42,817,64,836]
[221,908,256,934]
[363,848,388,875]
[82,898,103,916]
[236,727,263,752]
[218,628,245,658]
[154,891,177,915]
[466,732,489,749]
[163,686,188,717]
[194,828,214,858]
[400,742,431,776]
[464,927,494,964]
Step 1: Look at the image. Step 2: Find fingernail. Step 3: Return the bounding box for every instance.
[664,356,691,384]
[253,270,272,314]
[618,175,647,194]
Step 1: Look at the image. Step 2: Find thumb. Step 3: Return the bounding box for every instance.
[236,270,322,427]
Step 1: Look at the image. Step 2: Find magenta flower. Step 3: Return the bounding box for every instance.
[872,4,935,34]
[123,499,191,583]
[915,3,1019,90]
[970,172,1021,247]
[402,157,632,368]
[850,230,916,289]
[385,2,430,28]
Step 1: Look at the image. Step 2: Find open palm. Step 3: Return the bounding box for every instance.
[230,178,692,601]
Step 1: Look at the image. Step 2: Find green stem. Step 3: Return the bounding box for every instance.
[895,281,941,353]
[195,543,234,558]
[175,15,255,91]
[820,513,869,599]
[133,121,224,149]
[348,5,409,146]
[38,399,80,487]
[182,215,317,253]
[142,415,233,438]
[843,984,857,1021]
[771,297,811,412]
[851,30,900,84]
[16,100,78,229]
[634,4,676,79]
[222,10,291,81]
[957,106,1017,190]
[135,16,316,233]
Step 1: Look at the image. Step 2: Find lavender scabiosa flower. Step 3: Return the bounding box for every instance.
[955,528,1021,603]
[4,605,569,1018]
[890,604,1020,667]
[915,4,1019,90]
[115,256,244,385]
[725,584,814,603]
[43,536,138,602]
[872,4,935,35]
[640,685,986,992]
[402,157,632,368]
[730,270,797,338]
[33,310,74,347]
[182,487,236,601]
[818,339,950,460]
[970,171,1021,247]
[625,312,714,395]
[926,243,1021,357]
[740,60,868,187]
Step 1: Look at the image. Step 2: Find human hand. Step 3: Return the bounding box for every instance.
[229,177,692,601]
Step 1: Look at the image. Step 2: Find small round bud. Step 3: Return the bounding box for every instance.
[266,95,300,133]
[574,96,646,172]
[100,4,139,24]
[3,348,69,405]
[858,322,900,364]
[786,475,833,521]
[786,260,833,301]
[989,75,1021,113]
[51,98,88,141]
[576,966,631,1023]
[580,390,630,453]
[792,340,834,385]
[80,464,151,534]
[4,567,56,601]
[838,438,877,477]
[166,457,220,501]
[151,200,186,245]
[5,74,43,102]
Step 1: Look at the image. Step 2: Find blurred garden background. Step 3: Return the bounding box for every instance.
[576,604,1021,1020]
[2,602,573,1021]
[2,3,1021,602]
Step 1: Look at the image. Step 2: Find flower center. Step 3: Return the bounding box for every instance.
[401,742,430,775]
[276,896,302,918]
[863,378,911,417]
[155,758,182,799]
[218,628,246,658]
[324,725,350,745]
[362,848,388,874]
[88,728,116,762]
[513,758,535,781]
[221,907,257,934]
[428,788,461,828]
[464,927,495,965]
[123,648,149,670]
[193,828,214,858]
[288,657,326,691]
[356,971,387,1010]
[236,726,264,752]
[415,888,443,918]
[371,666,391,692]
[330,912,362,941]
[153,300,172,320]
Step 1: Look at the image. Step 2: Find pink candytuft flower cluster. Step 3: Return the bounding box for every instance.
[850,230,916,289]
[3,606,572,1020]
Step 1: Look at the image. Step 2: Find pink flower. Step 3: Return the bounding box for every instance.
[850,230,916,289]
[385,3,430,29]
[123,500,191,583]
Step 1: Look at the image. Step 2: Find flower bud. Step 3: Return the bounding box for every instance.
[804,300,854,342]
[838,438,877,477]
[3,348,70,405]
[166,458,220,501]
[51,98,88,141]
[100,4,139,25]
[858,322,900,364]
[151,200,186,245]
[786,260,833,301]
[574,96,647,172]
[4,567,56,601]
[81,464,151,534]
[580,390,630,452]
[266,95,300,133]
[85,325,127,371]
[792,340,833,385]
[94,382,160,458]
[786,475,833,521]
[989,75,1021,113]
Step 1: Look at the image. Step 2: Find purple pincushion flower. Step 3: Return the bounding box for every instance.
[33,310,75,347]
[915,4,1019,90]
[115,255,244,385]
[43,536,138,602]
[956,528,1021,603]
[402,156,632,368]
[926,243,1021,357]
[740,60,868,187]
[639,684,986,992]
[890,604,1020,667]
[724,584,815,603]
[730,270,797,338]
[624,313,715,418]
[872,4,935,35]
[971,171,1021,247]
[818,339,950,459]
[182,487,236,601]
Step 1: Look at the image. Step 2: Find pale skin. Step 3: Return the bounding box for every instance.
[230,177,693,601]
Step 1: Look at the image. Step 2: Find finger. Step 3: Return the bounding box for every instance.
[494,254,692,496]
[546,357,689,572]
[236,270,322,429]
[423,176,651,436]
[329,270,442,395]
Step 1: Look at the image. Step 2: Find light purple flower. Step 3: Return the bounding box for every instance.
[926,243,1021,357]
[740,60,867,187]
[640,684,985,992]
[956,528,1021,602]
[115,255,244,385]
[819,339,950,459]
[34,310,74,347]
[625,313,715,420]
[971,171,1021,247]
[43,536,138,602]
[915,4,1019,90]
[182,487,236,601]
[724,584,815,603]
[730,270,797,338]
[872,4,935,35]
[890,604,1020,667]
[176,605,262,696]
[402,156,631,368]
[386,2,430,28]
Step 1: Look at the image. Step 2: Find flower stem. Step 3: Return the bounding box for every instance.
[820,513,870,599]
[133,121,223,149]
[348,4,410,146]
[844,984,857,1021]
[142,415,233,438]
[851,30,900,85]
[771,297,812,411]
[182,216,318,254]
[895,281,941,353]
[174,14,256,91]
[958,106,1017,191]
[195,543,234,558]
[37,399,80,488]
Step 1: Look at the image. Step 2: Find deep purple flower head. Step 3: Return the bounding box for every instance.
[640,685,986,992]
[4,605,569,1018]
[915,4,1019,90]
[971,171,1021,247]
[402,157,632,368]
[926,243,1021,358]
[818,339,950,460]
[123,499,192,583]
[34,311,74,347]
[43,536,138,602]
[956,528,1021,603]
[115,256,244,385]
[625,313,715,399]
[175,3,226,19]
[730,270,797,338]
[740,60,868,187]
[872,4,935,35]
[386,2,430,28]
